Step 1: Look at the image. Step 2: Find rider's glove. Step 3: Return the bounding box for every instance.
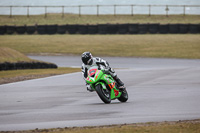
[86,84,94,92]
[104,66,110,73]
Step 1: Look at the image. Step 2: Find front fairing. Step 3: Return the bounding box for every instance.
[86,69,103,84]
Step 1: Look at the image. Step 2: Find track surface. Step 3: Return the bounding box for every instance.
[0,57,200,131]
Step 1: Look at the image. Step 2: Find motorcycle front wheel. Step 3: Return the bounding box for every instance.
[95,84,111,104]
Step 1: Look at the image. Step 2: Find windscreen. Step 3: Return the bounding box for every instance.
[88,68,97,77]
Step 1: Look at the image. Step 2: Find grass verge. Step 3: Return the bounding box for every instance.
[0,67,80,84]
[0,34,200,59]
[0,119,199,133]
[0,47,34,63]
[0,14,200,25]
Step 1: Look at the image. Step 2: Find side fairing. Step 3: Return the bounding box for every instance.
[101,74,122,99]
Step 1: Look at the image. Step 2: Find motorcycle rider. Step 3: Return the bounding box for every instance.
[81,52,125,92]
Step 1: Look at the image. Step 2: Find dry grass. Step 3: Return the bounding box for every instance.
[0,67,80,78]
[0,47,33,63]
[1,120,199,133]
[0,14,200,25]
[0,34,200,59]
[0,47,80,84]
[0,67,80,84]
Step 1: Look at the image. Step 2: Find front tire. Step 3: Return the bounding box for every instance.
[95,84,111,104]
[118,89,128,102]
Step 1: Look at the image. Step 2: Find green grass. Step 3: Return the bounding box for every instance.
[0,14,200,25]
[0,34,200,59]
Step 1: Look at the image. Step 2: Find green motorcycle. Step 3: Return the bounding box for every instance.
[86,66,128,104]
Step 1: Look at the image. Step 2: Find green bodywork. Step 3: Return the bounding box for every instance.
[86,68,122,100]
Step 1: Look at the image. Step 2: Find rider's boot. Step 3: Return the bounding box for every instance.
[113,76,125,91]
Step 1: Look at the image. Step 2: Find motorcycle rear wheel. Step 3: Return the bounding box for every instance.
[118,89,128,102]
[96,84,111,104]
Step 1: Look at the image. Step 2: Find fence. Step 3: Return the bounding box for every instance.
[0,5,200,17]
[0,23,199,35]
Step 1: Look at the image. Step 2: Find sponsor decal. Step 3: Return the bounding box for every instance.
[104,75,110,84]
[108,82,118,96]
[86,77,93,82]
[108,82,115,89]
[114,89,119,96]
[95,70,100,80]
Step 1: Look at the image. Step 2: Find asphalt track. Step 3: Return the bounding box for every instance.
[0,56,200,131]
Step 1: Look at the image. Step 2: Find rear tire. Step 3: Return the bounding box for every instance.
[118,89,128,102]
[96,84,111,104]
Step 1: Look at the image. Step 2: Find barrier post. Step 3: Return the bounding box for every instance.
[114,5,116,16]
[97,5,99,16]
[165,5,169,17]
[45,6,47,18]
[79,5,81,17]
[62,6,64,18]
[9,6,12,18]
[149,5,151,16]
[27,6,29,18]
[131,5,134,16]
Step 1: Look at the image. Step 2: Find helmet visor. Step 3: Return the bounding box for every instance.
[87,58,93,65]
